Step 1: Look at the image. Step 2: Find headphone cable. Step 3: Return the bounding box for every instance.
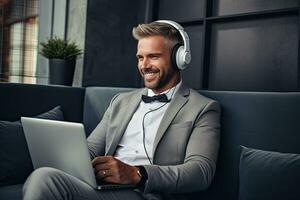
[142,85,177,165]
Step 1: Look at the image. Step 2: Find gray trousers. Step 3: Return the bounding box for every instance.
[22,167,145,200]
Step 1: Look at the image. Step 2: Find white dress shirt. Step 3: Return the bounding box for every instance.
[114,81,182,165]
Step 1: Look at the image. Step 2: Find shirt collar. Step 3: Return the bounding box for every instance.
[147,80,182,101]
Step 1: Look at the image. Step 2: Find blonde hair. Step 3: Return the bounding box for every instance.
[132,21,182,44]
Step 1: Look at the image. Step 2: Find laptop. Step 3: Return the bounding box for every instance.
[21,117,135,191]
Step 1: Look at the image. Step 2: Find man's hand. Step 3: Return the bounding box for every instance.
[92,156,141,185]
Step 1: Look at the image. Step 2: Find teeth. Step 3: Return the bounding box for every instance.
[144,72,156,80]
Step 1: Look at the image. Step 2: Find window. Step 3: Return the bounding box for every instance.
[0,0,39,83]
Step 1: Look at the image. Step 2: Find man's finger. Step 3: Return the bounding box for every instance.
[93,163,110,173]
[92,156,113,166]
[96,169,113,179]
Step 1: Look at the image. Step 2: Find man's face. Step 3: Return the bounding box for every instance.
[136,35,179,94]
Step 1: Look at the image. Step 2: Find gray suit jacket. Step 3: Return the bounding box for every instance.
[87,83,220,198]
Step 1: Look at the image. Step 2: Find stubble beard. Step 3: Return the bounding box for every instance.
[143,75,160,90]
[141,65,178,92]
[143,71,174,92]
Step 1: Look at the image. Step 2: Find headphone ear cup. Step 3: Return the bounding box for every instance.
[171,43,182,70]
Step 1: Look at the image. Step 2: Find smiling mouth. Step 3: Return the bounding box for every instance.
[144,72,158,81]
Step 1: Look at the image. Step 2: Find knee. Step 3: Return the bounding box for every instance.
[23,167,62,199]
[26,167,61,184]
[32,167,61,177]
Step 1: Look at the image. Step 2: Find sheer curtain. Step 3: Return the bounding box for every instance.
[0,0,39,84]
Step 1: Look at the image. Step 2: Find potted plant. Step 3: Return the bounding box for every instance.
[40,36,82,86]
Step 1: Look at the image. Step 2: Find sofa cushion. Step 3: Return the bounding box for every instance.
[0,184,23,200]
[197,91,300,200]
[83,87,133,135]
[0,106,64,186]
[239,146,300,200]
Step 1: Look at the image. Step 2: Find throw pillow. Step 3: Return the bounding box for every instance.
[0,106,64,186]
[239,146,300,200]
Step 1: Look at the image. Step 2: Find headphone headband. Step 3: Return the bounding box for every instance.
[155,20,191,69]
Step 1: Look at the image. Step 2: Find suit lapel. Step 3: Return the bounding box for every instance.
[152,83,190,155]
[106,89,147,155]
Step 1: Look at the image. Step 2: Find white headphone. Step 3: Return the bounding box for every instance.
[155,20,191,70]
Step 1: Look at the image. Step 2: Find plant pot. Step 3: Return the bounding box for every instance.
[49,59,76,86]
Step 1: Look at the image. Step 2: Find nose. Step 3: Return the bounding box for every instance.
[139,57,150,69]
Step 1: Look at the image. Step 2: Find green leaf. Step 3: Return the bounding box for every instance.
[39,36,82,59]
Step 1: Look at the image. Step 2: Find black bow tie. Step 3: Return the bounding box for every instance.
[141,94,170,103]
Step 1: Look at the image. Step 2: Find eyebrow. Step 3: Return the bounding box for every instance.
[136,53,162,58]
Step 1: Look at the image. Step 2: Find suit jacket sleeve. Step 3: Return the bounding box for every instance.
[143,100,221,194]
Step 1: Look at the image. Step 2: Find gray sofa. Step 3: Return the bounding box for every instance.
[0,83,299,200]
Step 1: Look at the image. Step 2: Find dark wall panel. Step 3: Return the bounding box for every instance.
[83,0,299,92]
[213,0,299,16]
[182,25,203,90]
[83,0,145,87]
[157,0,205,22]
[209,15,298,91]
[0,27,2,76]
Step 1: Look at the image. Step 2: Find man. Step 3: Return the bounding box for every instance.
[23,21,220,200]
